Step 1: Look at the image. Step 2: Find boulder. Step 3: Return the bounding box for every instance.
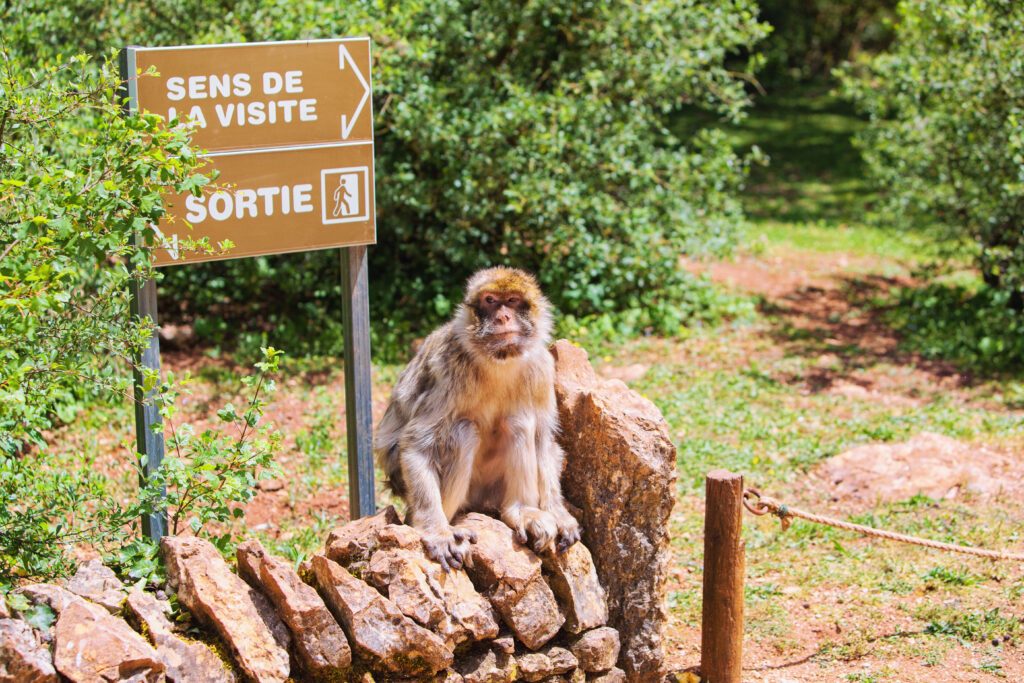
[0,618,56,683]
[236,539,352,679]
[364,528,499,649]
[53,599,164,682]
[160,536,290,683]
[569,627,620,673]
[0,596,8,619]
[540,542,607,634]
[125,590,236,683]
[324,505,402,569]
[459,513,564,650]
[311,554,452,677]
[517,645,577,682]
[14,584,80,614]
[491,634,516,655]
[587,667,626,682]
[551,340,676,682]
[66,559,127,614]
[453,648,517,683]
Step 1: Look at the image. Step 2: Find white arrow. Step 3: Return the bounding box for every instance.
[339,43,370,140]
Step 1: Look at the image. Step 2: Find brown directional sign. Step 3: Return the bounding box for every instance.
[121,38,375,266]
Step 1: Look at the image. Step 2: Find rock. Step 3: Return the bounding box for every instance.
[0,596,8,620]
[816,432,1021,508]
[312,554,452,677]
[65,559,127,614]
[364,529,499,649]
[14,584,80,614]
[517,646,577,682]
[570,627,620,673]
[236,539,352,678]
[541,542,607,634]
[587,667,625,682]
[53,599,164,682]
[0,618,56,683]
[552,340,676,682]
[453,649,517,683]
[324,505,402,569]
[491,634,516,655]
[459,513,564,650]
[125,590,236,682]
[160,535,290,683]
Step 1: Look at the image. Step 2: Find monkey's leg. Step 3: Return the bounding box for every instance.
[499,414,558,554]
[536,432,581,553]
[399,425,477,572]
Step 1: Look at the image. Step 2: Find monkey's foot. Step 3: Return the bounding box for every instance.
[502,507,560,555]
[554,513,581,554]
[421,526,475,573]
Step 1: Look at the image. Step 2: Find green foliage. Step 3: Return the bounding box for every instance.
[140,347,285,541]
[756,0,896,82]
[922,606,1021,643]
[839,0,1024,306]
[881,279,1024,373]
[4,0,769,359]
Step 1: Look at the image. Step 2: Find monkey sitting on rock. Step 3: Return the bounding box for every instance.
[375,267,581,570]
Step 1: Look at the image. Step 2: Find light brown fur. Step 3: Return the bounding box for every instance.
[375,267,580,569]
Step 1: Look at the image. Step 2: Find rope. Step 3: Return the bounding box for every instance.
[742,488,1024,562]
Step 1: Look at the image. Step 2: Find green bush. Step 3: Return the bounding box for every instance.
[4,0,769,359]
[839,0,1024,307]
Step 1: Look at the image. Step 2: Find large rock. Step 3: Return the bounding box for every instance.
[325,505,402,570]
[160,536,290,683]
[311,554,452,677]
[551,340,676,682]
[454,648,517,683]
[588,668,626,682]
[816,432,1021,509]
[53,599,165,682]
[14,584,80,613]
[0,618,56,683]
[66,559,127,614]
[569,627,620,673]
[516,645,577,682]
[364,525,500,649]
[236,540,352,678]
[125,590,236,683]
[541,542,607,634]
[458,513,564,650]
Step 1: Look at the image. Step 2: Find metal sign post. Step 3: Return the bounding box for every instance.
[120,38,378,538]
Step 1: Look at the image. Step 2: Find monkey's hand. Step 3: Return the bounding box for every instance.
[421,525,476,573]
[553,510,581,554]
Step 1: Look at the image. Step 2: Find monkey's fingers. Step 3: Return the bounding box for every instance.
[452,526,478,545]
[556,525,581,553]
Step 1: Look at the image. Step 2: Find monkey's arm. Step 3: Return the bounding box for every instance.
[535,406,582,553]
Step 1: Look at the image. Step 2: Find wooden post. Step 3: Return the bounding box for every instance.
[340,245,376,519]
[701,469,745,683]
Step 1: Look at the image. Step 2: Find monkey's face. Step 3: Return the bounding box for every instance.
[471,290,535,359]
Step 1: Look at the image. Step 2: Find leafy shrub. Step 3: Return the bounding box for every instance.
[4,0,769,359]
[839,0,1024,307]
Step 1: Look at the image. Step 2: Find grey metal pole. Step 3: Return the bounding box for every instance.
[128,276,168,540]
[340,245,376,518]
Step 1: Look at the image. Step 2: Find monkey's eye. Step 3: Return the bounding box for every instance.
[484,295,496,305]
[507,297,520,306]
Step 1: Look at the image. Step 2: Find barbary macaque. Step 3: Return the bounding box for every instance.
[375,267,581,569]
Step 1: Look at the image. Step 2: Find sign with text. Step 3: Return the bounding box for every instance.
[121,38,375,266]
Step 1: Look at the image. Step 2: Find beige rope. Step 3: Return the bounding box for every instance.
[742,489,1024,562]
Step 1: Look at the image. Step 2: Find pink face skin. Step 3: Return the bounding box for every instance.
[475,291,532,357]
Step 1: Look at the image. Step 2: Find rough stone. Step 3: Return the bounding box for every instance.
[237,539,352,678]
[454,648,517,683]
[517,646,577,682]
[541,542,607,634]
[53,599,164,682]
[816,432,1022,509]
[552,340,676,682]
[0,596,8,620]
[570,627,620,673]
[459,513,564,650]
[125,589,236,683]
[312,554,452,677]
[324,505,402,568]
[0,618,56,683]
[364,528,499,649]
[587,667,626,682]
[66,559,127,614]
[491,634,516,655]
[14,584,80,614]
[160,535,290,683]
